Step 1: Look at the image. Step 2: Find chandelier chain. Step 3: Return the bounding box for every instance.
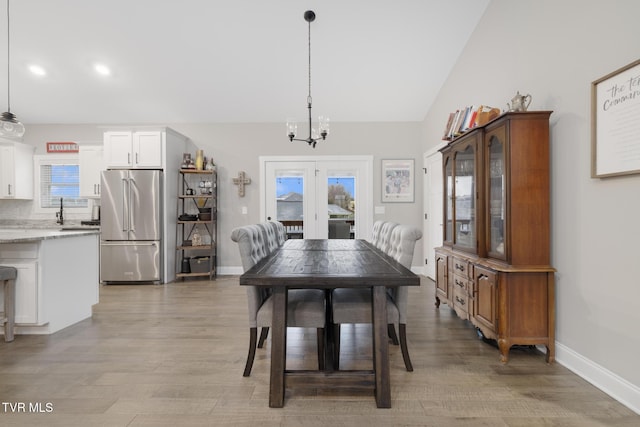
[307,17,312,104]
[6,0,10,113]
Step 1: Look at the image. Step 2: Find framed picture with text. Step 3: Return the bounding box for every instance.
[591,58,640,178]
[382,159,414,203]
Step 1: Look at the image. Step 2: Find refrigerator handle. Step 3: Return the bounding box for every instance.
[129,178,135,232]
[122,178,128,232]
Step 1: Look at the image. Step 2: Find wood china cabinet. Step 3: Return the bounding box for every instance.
[435,111,555,363]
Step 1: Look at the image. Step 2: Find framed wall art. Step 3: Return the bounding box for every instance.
[382,159,414,202]
[591,58,640,178]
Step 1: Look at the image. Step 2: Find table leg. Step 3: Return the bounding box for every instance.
[269,287,287,408]
[324,289,334,372]
[371,285,391,408]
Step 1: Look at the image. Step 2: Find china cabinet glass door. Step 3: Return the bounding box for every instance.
[487,134,506,259]
[454,145,475,250]
[444,156,453,244]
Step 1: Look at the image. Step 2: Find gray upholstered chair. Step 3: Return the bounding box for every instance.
[375,221,399,253]
[254,221,286,347]
[331,224,422,371]
[369,220,385,245]
[1,266,17,342]
[231,224,326,376]
[270,221,287,246]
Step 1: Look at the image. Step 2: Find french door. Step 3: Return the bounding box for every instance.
[261,156,373,239]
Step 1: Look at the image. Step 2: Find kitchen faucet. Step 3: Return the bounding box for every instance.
[56,198,64,225]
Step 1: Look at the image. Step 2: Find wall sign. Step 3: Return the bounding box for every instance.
[46,142,79,153]
[591,58,640,178]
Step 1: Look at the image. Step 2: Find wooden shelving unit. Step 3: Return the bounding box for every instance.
[175,169,217,280]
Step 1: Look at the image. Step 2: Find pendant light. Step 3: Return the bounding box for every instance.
[286,10,329,148]
[0,0,25,139]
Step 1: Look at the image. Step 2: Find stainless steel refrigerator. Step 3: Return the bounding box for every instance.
[100,170,163,282]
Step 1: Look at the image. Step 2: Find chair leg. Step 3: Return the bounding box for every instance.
[399,323,413,372]
[388,324,399,345]
[257,327,269,348]
[3,278,15,342]
[333,324,341,370]
[316,328,325,371]
[243,327,258,377]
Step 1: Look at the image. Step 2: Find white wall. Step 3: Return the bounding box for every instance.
[2,121,424,271]
[422,0,640,411]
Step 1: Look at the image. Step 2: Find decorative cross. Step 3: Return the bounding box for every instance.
[232,171,251,197]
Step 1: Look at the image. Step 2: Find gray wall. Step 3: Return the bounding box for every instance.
[4,121,424,271]
[421,0,640,408]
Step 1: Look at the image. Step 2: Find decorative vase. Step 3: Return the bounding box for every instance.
[195,149,204,170]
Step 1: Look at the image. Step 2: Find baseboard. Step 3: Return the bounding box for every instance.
[217,266,243,276]
[556,342,640,414]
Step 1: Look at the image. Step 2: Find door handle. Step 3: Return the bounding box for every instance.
[129,178,135,232]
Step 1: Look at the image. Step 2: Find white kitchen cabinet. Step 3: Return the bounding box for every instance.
[0,232,99,334]
[4,260,39,324]
[79,145,104,198]
[0,141,34,199]
[103,130,163,169]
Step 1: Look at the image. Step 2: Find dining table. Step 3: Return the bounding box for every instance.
[239,238,420,408]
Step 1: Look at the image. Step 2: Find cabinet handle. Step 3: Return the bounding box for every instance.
[135,153,139,165]
[128,153,131,165]
[455,296,466,306]
[7,184,11,195]
[455,263,465,272]
[455,279,464,288]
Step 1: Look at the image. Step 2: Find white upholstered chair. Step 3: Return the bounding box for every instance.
[231,223,326,376]
[375,221,399,253]
[369,220,385,246]
[331,224,422,371]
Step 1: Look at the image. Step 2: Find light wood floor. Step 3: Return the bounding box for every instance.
[0,275,637,426]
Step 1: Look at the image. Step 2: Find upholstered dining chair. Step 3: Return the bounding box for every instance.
[331,224,422,371]
[269,220,287,246]
[375,221,399,253]
[369,220,385,246]
[254,221,286,347]
[258,221,280,255]
[231,224,326,376]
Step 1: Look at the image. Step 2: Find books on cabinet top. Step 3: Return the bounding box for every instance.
[442,105,501,141]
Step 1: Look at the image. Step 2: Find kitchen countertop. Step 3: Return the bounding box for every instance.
[0,228,100,244]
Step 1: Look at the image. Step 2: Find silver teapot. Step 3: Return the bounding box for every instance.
[507,91,532,112]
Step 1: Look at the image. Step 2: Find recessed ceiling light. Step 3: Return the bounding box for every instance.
[28,64,47,76]
[94,63,111,76]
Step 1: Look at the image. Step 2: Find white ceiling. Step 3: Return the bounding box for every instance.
[0,0,489,125]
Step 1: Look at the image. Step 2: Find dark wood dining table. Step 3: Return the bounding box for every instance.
[239,239,420,408]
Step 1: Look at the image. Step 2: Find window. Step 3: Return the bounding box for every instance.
[34,155,89,213]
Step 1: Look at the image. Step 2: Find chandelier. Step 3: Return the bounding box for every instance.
[286,10,329,148]
[0,0,25,139]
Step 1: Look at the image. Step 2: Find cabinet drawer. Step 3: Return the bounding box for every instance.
[453,286,469,318]
[452,273,468,293]
[452,257,471,279]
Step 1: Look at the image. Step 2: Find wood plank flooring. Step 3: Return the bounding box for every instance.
[0,275,637,426]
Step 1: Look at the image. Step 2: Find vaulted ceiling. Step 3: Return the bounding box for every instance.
[0,0,489,124]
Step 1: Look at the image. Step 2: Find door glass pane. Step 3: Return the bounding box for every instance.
[444,157,453,243]
[327,176,355,239]
[454,146,475,248]
[276,174,304,238]
[489,136,505,254]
